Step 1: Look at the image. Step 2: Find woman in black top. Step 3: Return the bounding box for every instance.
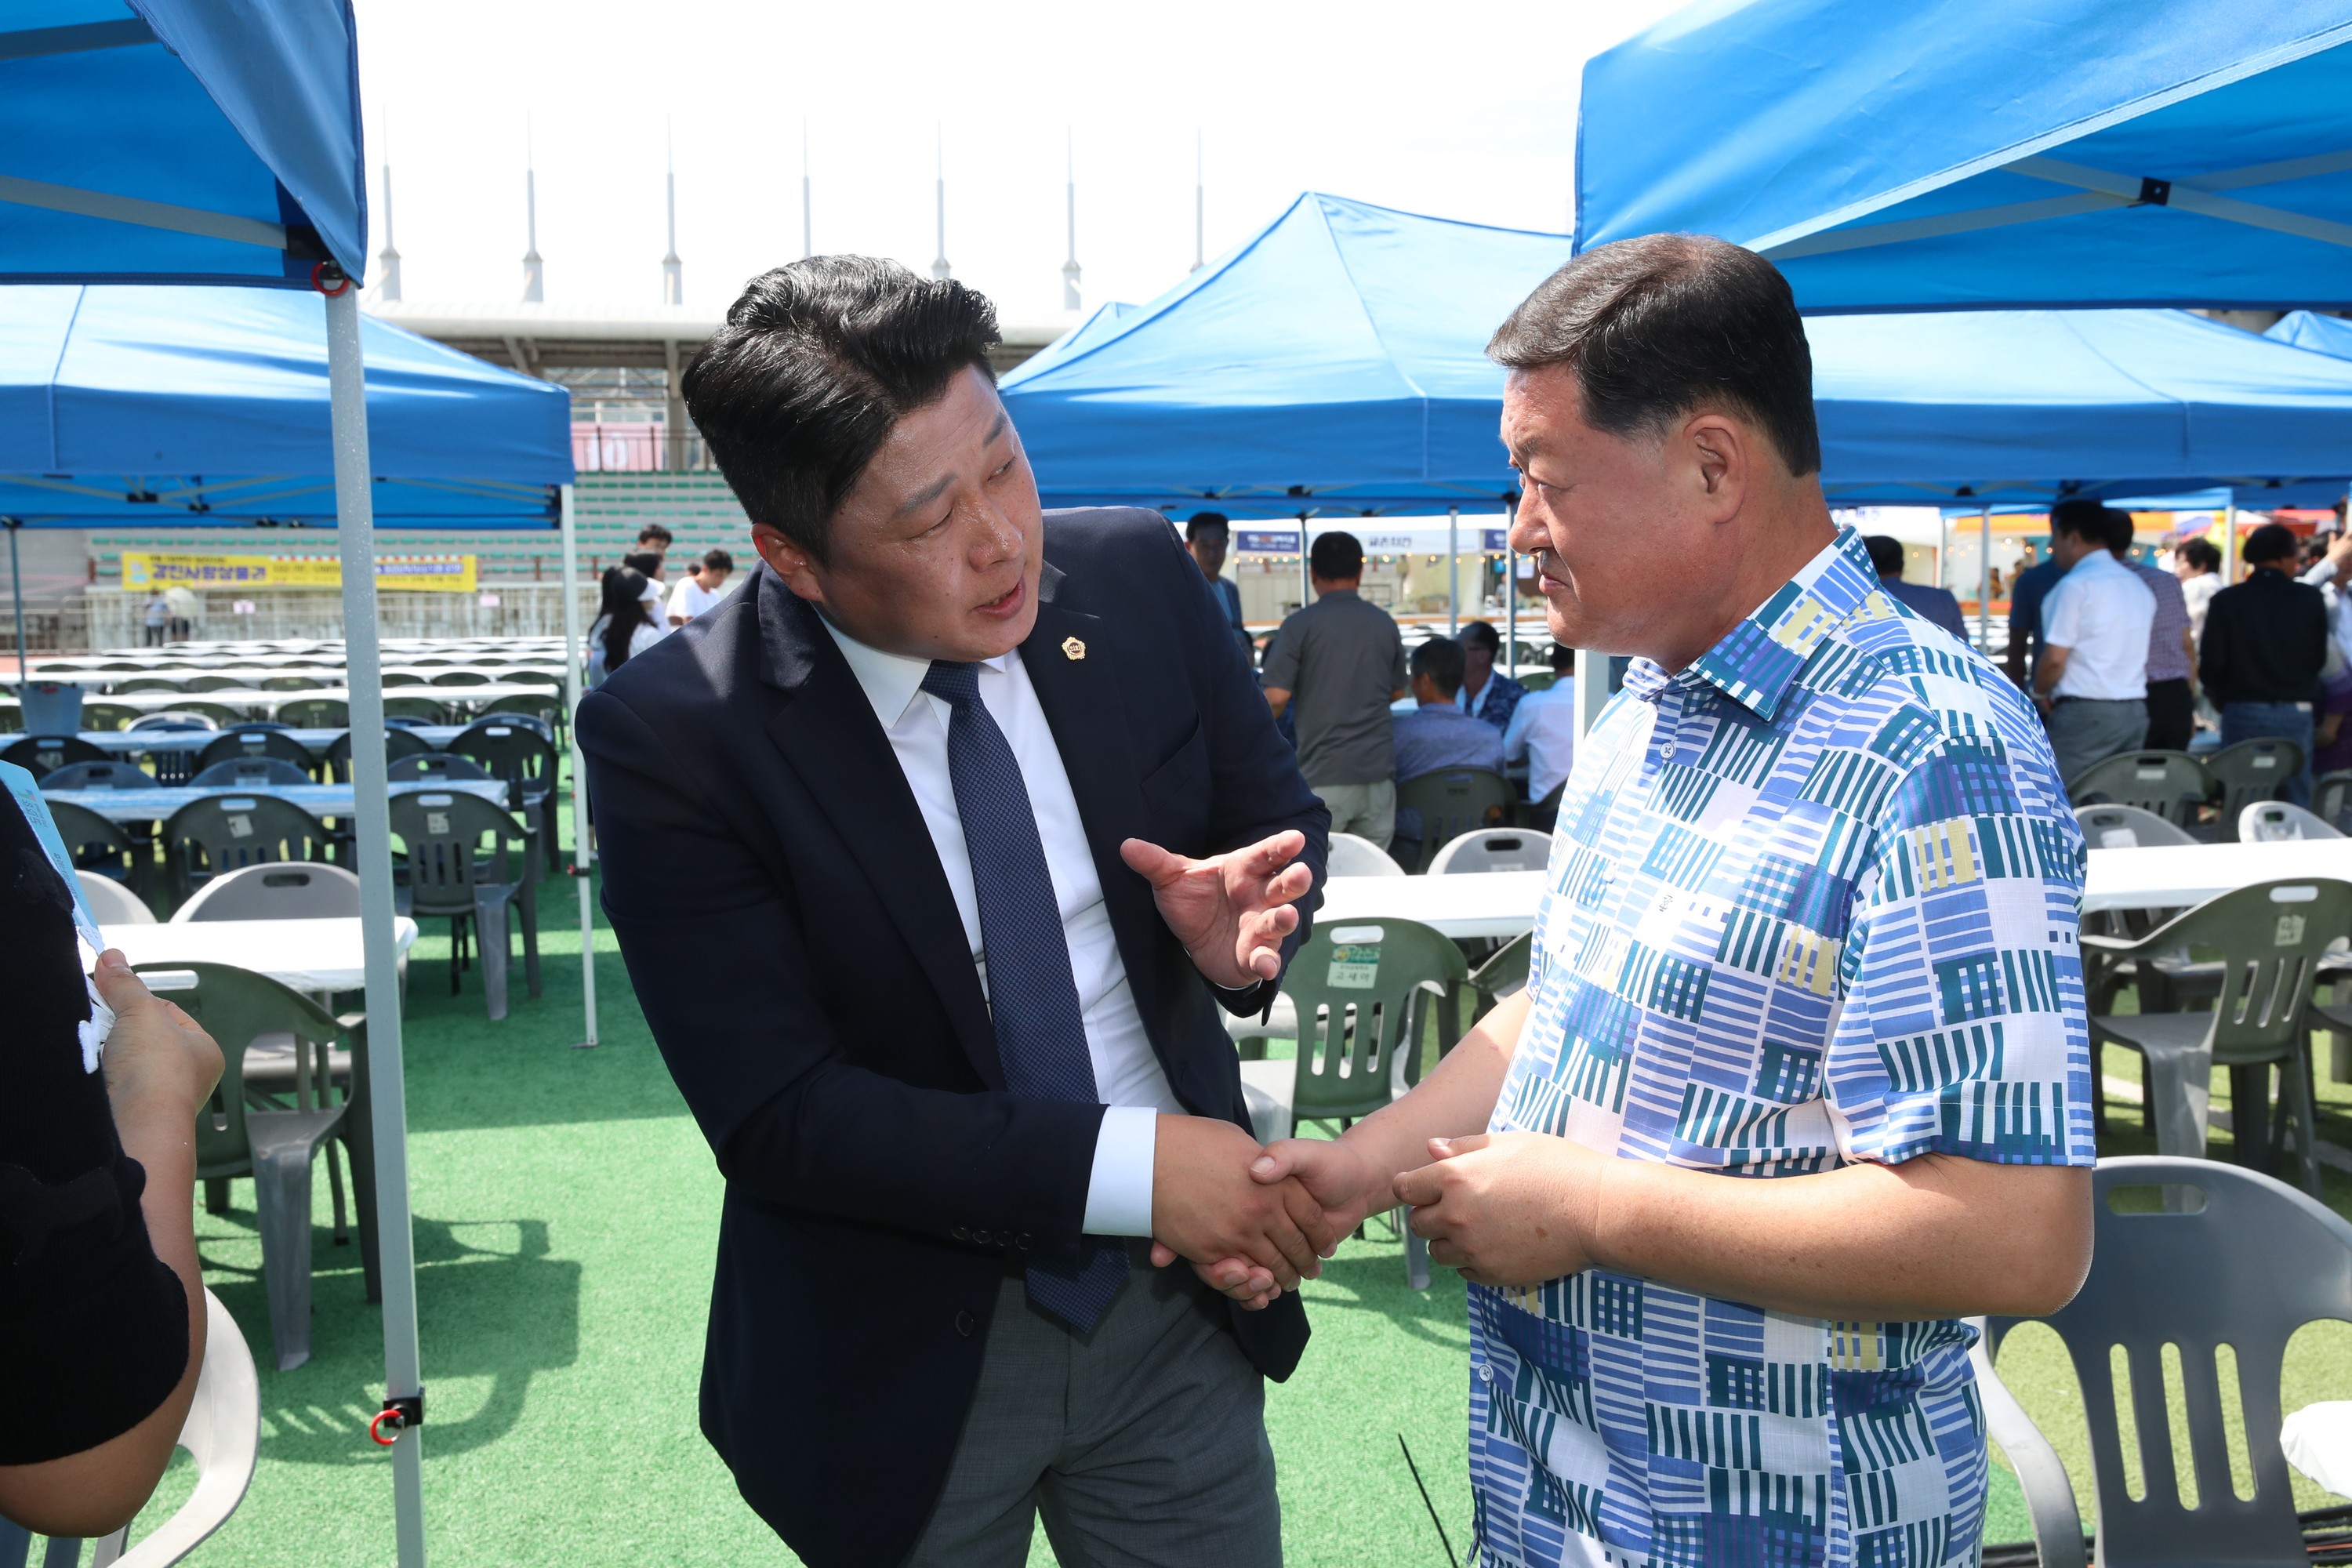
[0,789,222,1537]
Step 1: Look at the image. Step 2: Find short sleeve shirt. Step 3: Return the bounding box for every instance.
[1261,589,1408,786]
[1468,529,2092,1568]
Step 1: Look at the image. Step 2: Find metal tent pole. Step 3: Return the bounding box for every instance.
[322,278,427,1568]
[1977,505,1992,653]
[2224,498,2239,582]
[559,483,597,1048]
[1446,507,1459,638]
[1503,503,1517,687]
[1297,512,1309,611]
[7,521,24,683]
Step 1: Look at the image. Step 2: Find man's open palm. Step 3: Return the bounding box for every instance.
[1120,829,1312,990]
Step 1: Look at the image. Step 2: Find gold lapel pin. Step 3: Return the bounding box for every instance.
[1061,636,1087,661]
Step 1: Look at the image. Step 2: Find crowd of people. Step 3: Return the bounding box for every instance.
[584,523,739,687]
[1989,495,2350,802]
[1202,526,1570,864]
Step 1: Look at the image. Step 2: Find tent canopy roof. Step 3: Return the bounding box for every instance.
[0,285,572,528]
[1576,0,2352,312]
[997,194,2352,513]
[1,0,366,287]
[1001,193,1570,517]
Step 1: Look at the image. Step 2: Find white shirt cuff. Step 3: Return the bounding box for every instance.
[1080,1106,1159,1237]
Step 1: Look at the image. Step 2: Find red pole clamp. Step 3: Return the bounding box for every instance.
[369,1392,424,1445]
[311,261,353,297]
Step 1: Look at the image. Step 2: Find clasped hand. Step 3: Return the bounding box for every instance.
[1171,1131,1610,1302]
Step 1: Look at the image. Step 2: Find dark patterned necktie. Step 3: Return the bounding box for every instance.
[921,659,1128,1333]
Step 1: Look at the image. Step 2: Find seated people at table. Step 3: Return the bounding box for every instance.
[579,256,1337,1568]
[2202,521,2329,805]
[666,549,735,626]
[1863,532,1968,639]
[0,789,223,1539]
[1454,621,1526,729]
[1501,641,1577,822]
[1204,233,2092,1568]
[2106,508,2199,752]
[1389,636,1506,862]
[1262,532,1409,851]
[1185,511,1251,658]
[2176,536,2223,644]
[2034,499,2154,786]
[586,567,662,688]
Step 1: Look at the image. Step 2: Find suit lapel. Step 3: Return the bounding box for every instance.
[756,572,1001,1088]
[1019,596,1176,1058]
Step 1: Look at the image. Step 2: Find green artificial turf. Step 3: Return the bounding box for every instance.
[64,876,2352,1565]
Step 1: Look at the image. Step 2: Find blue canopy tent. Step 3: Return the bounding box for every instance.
[2,5,505,1560]
[2271,309,2352,359]
[1003,198,2352,516]
[1573,0,2352,313]
[0,285,565,527]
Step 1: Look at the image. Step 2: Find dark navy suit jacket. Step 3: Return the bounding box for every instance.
[578,508,1328,1568]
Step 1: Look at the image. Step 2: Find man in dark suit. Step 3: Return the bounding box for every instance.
[579,256,1335,1568]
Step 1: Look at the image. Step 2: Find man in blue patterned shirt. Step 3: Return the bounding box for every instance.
[1221,235,2094,1568]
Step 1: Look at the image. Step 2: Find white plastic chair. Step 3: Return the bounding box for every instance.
[1428,827,1553,874]
[76,870,154,926]
[169,862,361,923]
[1326,832,1404,877]
[2240,800,2347,843]
[5,1290,263,1568]
[2074,802,2199,849]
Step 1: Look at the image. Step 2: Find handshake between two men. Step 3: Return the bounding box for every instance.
[1119,826,1561,1308]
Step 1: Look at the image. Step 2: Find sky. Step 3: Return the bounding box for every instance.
[354,0,1693,324]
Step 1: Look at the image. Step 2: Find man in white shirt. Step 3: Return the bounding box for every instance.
[2036,501,2157,785]
[1500,642,1577,818]
[666,548,735,626]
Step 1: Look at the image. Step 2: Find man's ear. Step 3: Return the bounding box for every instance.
[751,522,826,605]
[1681,411,1748,521]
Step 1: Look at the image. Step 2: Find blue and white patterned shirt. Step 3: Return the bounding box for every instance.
[1468,528,2094,1568]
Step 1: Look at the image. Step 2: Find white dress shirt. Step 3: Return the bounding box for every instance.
[1501,683,1578,801]
[2042,549,2156,700]
[820,618,1177,1237]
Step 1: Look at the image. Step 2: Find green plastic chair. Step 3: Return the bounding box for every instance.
[321,725,430,782]
[1392,767,1515,873]
[258,673,323,691]
[139,961,377,1371]
[449,718,561,875]
[428,670,490,687]
[2066,750,2211,828]
[2085,877,2352,1196]
[194,726,317,777]
[2206,738,2305,839]
[1468,930,1534,1024]
[1236,918,1468,1137]
[45,797,151,906]
[169,699,256,728]
[381,694,451,724]
[380,670,430,687]
[274,695,349,728]
[161,794,335,908]
[389,789,541,1019]
[1984,1156,2352,1568]
[1,733,108,778]
[80,700,140,731]
[180,674,242,692]
[111,675,188,694]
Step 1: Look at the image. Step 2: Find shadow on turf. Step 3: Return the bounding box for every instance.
[201,1213,581,1462]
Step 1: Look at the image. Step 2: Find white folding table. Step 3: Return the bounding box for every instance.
[100,916,419,993]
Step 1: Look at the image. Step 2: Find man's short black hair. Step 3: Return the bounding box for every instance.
[1549,642,1576,672]
[1186,511,1231,540]
[1309,531,1363,581]
[1489,234,1820,478]
[2049,499,2107,543]
[2245,521,2300,564]
[623,550,664,578]
[682,256,1002,564]
[2100,506,2137,556]
[702,548,735,574]
[1458,621,1501,654]
[1410,636,1466,697]
[637,523,673,546]
[2180,539,2222,573]
[1863,535,1906,577]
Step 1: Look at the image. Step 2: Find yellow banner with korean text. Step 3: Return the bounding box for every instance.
[121,553,477,593]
